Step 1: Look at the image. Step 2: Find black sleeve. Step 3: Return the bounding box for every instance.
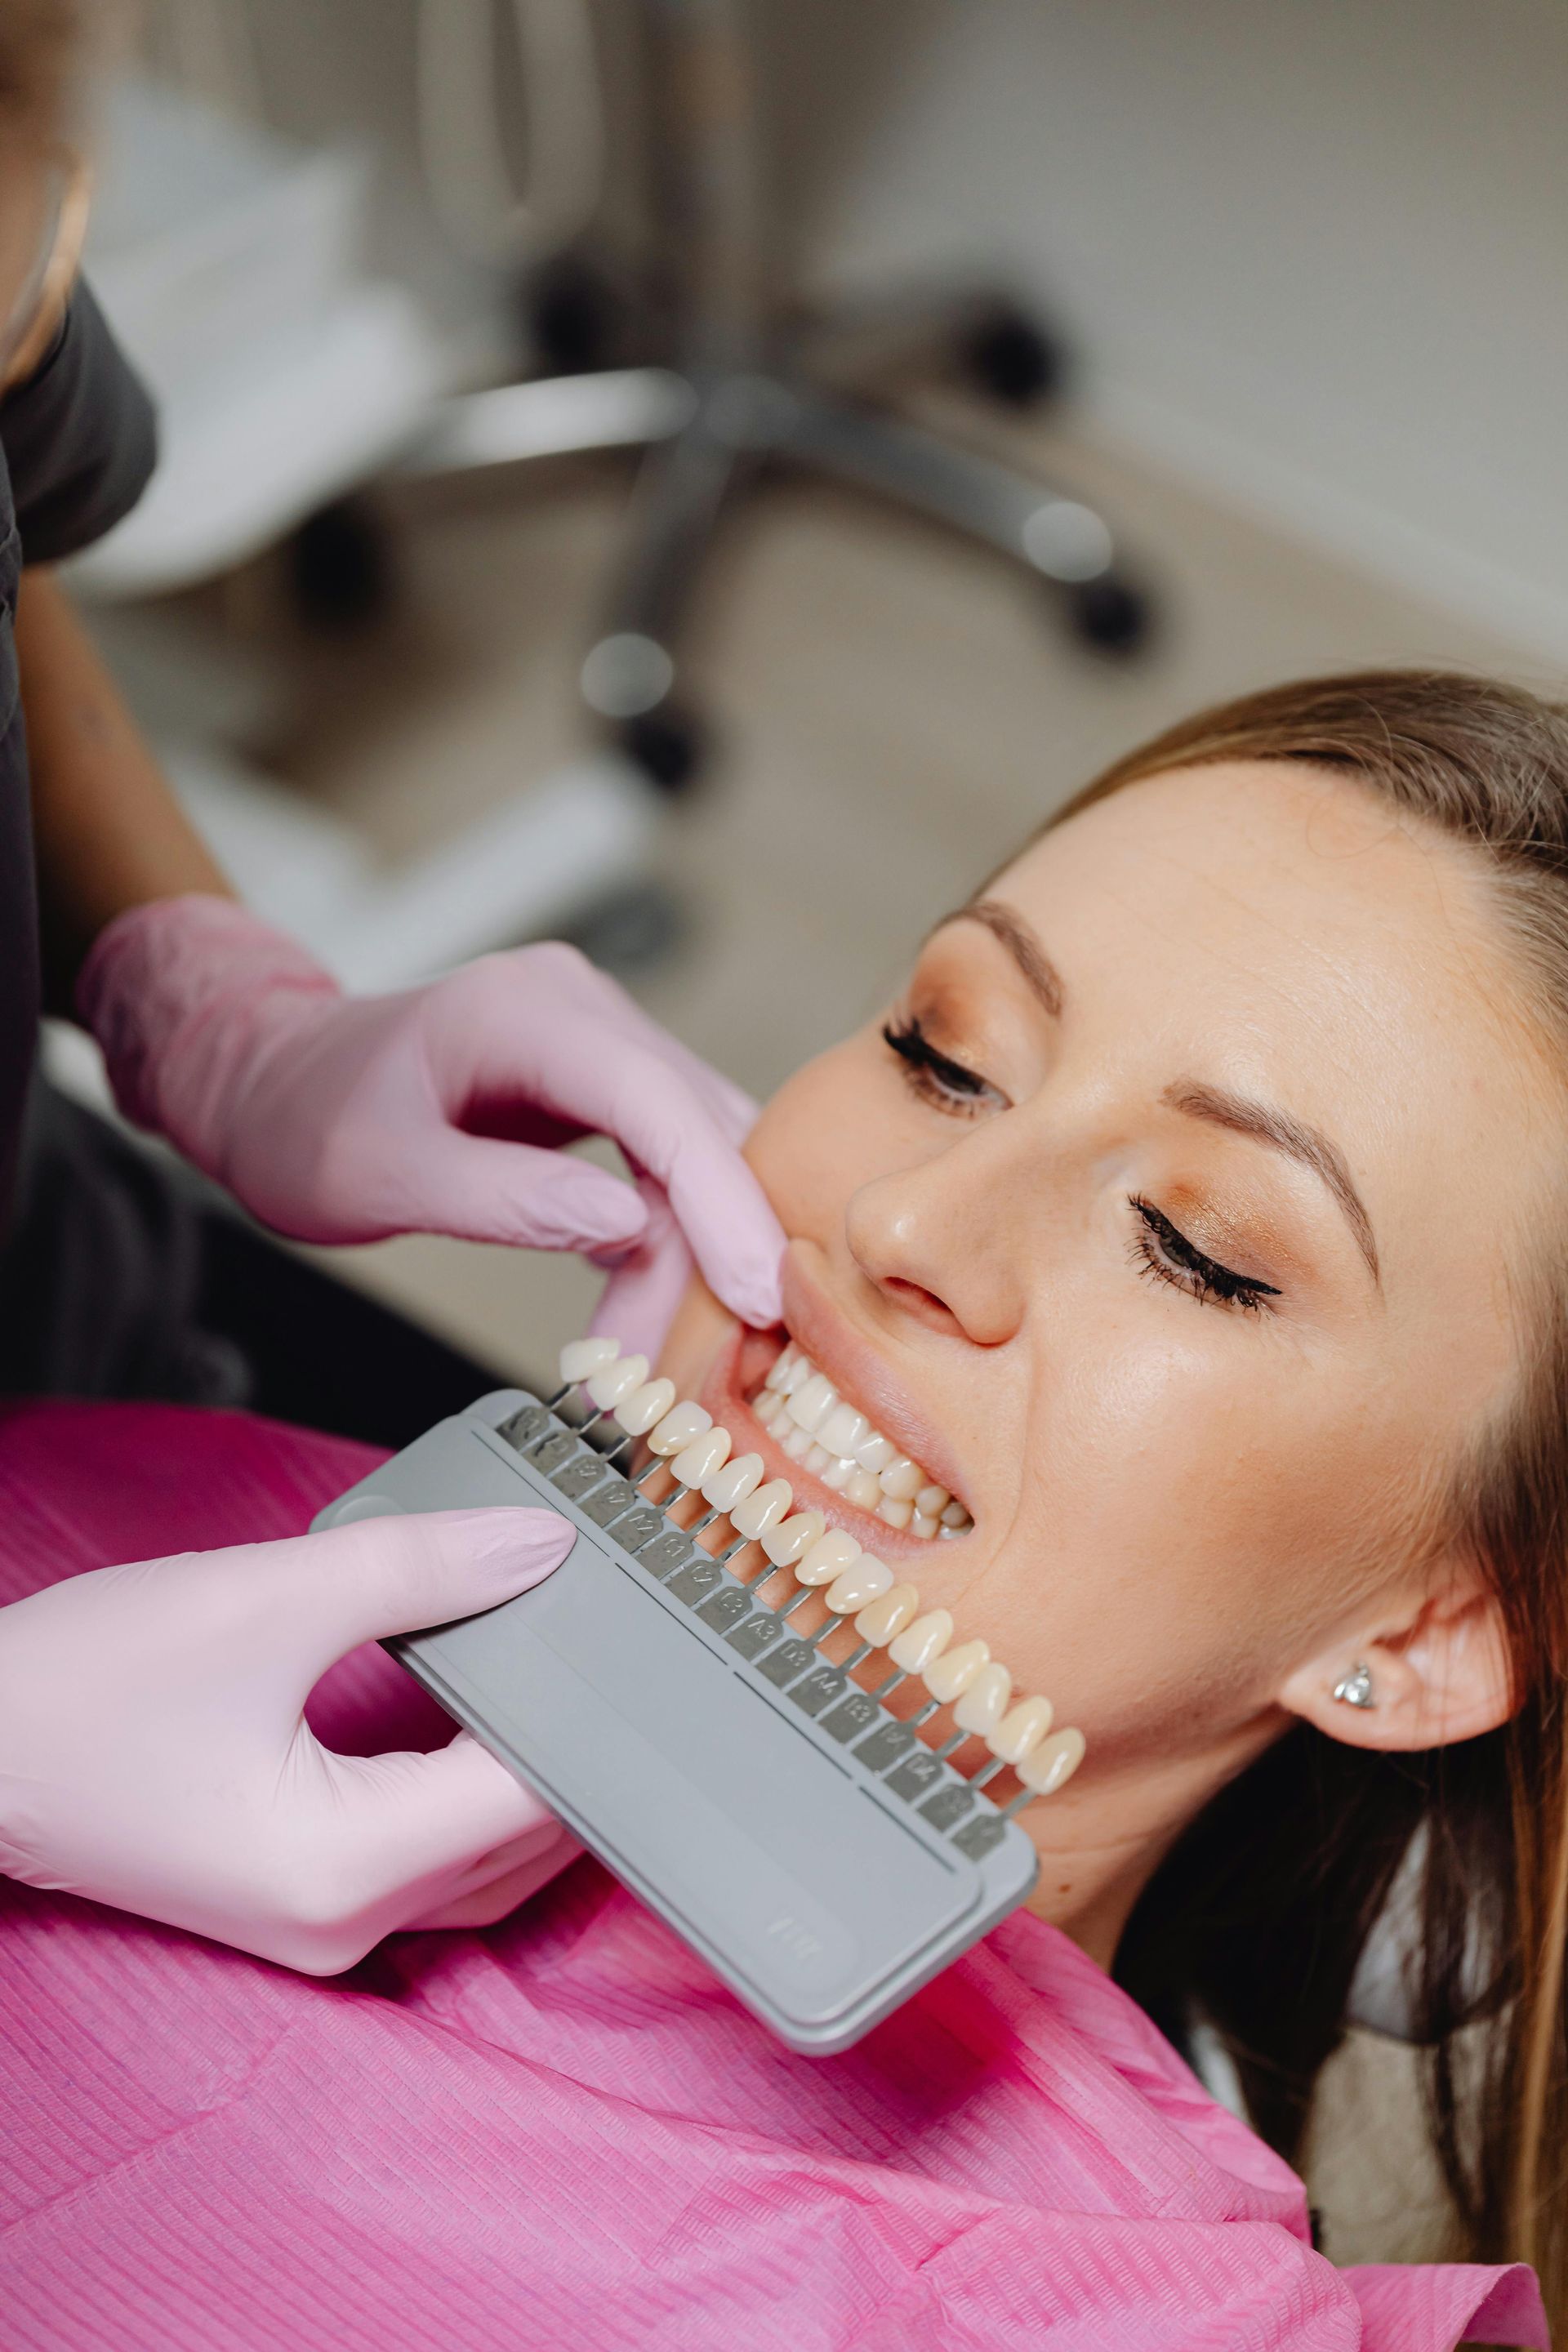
[0,279,157,565]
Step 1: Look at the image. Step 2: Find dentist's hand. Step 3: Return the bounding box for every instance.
[79,898,784,1355]
[0,1508,577,1971]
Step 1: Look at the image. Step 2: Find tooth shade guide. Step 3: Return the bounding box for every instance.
[990,1695,1054,1764]
[822,1557,893,1614]
[889,1609,952,1675]
[954,1662,1013,1738]
[615,1376,675,1436]
[558,1334,620,1392]
[585,1352,648,1411]
[673,1426,731,1490]
[796,1529,861,1586]
[854,1582,919,1646]
[702,1451,764,1512]
[648,1400,711,1456]
[921,1638,989,1704]
[760,1508,826,1567]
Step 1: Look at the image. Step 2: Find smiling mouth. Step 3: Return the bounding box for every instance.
[746,1338,971,1542]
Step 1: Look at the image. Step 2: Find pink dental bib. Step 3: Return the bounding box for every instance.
[0,1401,1547,2352]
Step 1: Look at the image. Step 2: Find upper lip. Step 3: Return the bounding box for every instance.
[776,1250,972,1512]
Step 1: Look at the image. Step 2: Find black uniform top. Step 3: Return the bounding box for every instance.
[0,283,156,1223]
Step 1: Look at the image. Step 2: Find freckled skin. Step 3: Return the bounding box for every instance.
[658,762,1551,1959]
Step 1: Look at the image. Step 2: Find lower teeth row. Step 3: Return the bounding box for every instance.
[553,1335,1085,1802]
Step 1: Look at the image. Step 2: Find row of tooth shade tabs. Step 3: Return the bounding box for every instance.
[552,1336,1085,1801]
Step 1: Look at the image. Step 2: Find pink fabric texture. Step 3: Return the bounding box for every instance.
[0,1401,1548,2352]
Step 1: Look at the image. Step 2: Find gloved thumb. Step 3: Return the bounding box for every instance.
[259,1508,577,1689]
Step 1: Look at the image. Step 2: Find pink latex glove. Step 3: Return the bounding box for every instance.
[79,898,785,1356]
[0,1508,579,1971]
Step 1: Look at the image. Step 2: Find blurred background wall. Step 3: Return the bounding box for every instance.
[214,0,1568,656]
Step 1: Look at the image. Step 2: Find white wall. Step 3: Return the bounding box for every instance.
[795,0,1568,662]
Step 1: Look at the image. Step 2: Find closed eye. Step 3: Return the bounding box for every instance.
[882,1017,1007,1118]
[1129,1194,1281,1314]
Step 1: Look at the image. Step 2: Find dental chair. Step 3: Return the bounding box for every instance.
[408,0,1154,790]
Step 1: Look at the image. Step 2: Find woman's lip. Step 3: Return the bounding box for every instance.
[777,1250,973,1508]
[697,1330,973,1561]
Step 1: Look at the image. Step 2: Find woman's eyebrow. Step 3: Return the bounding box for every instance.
[937,899,1065,1018]
[1165,1079,1381,1287]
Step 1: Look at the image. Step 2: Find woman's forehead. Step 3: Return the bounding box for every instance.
[977,760,1557,1248]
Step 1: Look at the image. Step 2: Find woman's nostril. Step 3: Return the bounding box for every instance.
[884,1276,960,1329]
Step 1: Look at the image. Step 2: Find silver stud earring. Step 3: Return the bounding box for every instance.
[1332,1660,1376,1710]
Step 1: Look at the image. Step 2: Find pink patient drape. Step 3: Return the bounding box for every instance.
[0,1400,1548,2352]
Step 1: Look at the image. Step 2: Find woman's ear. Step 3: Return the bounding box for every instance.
[1278,1569,1514,1752]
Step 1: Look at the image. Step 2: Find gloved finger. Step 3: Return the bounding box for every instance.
[402,1827,585,1931]
[318,1730,559,1921]
[390,1133,648,1256]
[590,1178,700,1358]
[245,1509,576,1690]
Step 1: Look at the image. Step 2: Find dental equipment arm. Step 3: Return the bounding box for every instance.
[0,1506,577,1970]
[78,900,786,1350]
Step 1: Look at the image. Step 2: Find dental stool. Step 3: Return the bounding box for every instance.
[408,0,1155,791]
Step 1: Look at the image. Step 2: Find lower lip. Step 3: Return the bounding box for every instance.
[697,1325,973,1561]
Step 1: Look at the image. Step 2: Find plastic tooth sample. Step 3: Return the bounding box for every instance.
[586,1352,649,1411]
[729,1477,794,1542]
[989,1695,1054,1764]
[877,1498,914,1530]
[911,1512,940,1542]
[888,1608,953,1676]
[795,1529,862,1587]
[915,1482,949,1517]
[615,1376,676,1435]
[819,1401,870,1458]
[559,1335,620,1387]
[823,1555,893,1614]
[853,1582,920,1646]
[954,1661,1013,1739]
[846,1468,884,1512]
[648,1401,710,1457]
[702,1450,764,1512]
[853,1431,895,1475]
[672,1425,730,1488]
[922,1637,990,1705]
[761,1508,826,1568]
[1016,1726,1085,1796]
[878,1456,924,1503]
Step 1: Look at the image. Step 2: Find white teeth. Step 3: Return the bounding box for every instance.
[787,1371,837,1434]
[923,1637,990,1704]
[586,1352,649,1410]
[672,1424,730,1487]
[825,1555,893,1612]
[615,1376,676,1435]
[796,1529,862,1586]
[559,1335,620,1386]
[760,1508,826,1567]
[1016,1726,1086,1796]
[703,1451,763,1512]
[648,1401,711,1457]
[954,1661,1013,1738]
[730,1477,793,1542]
[854,1581,920,1645]
[819,1402,870,1456]
[750,1339,971,1541]
[989,1695,1054,1764]
[889,1609,953,1674]
[878,1456,924,1503]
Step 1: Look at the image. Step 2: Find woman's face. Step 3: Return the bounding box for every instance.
[657,760,1550,1898]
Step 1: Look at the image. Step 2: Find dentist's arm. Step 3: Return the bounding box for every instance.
[17,573,783,1351]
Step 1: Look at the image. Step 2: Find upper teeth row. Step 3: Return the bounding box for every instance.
[752,1341,972,1539]
[555,1335,1085,1802]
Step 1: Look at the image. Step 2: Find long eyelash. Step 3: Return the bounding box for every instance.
[1129,1193,1281,1315]
[881,1016,996,1117]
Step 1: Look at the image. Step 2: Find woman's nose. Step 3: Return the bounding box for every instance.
[844,1121,1029,1348]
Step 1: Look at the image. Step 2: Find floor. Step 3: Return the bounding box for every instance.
[264,388,1531,2265]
